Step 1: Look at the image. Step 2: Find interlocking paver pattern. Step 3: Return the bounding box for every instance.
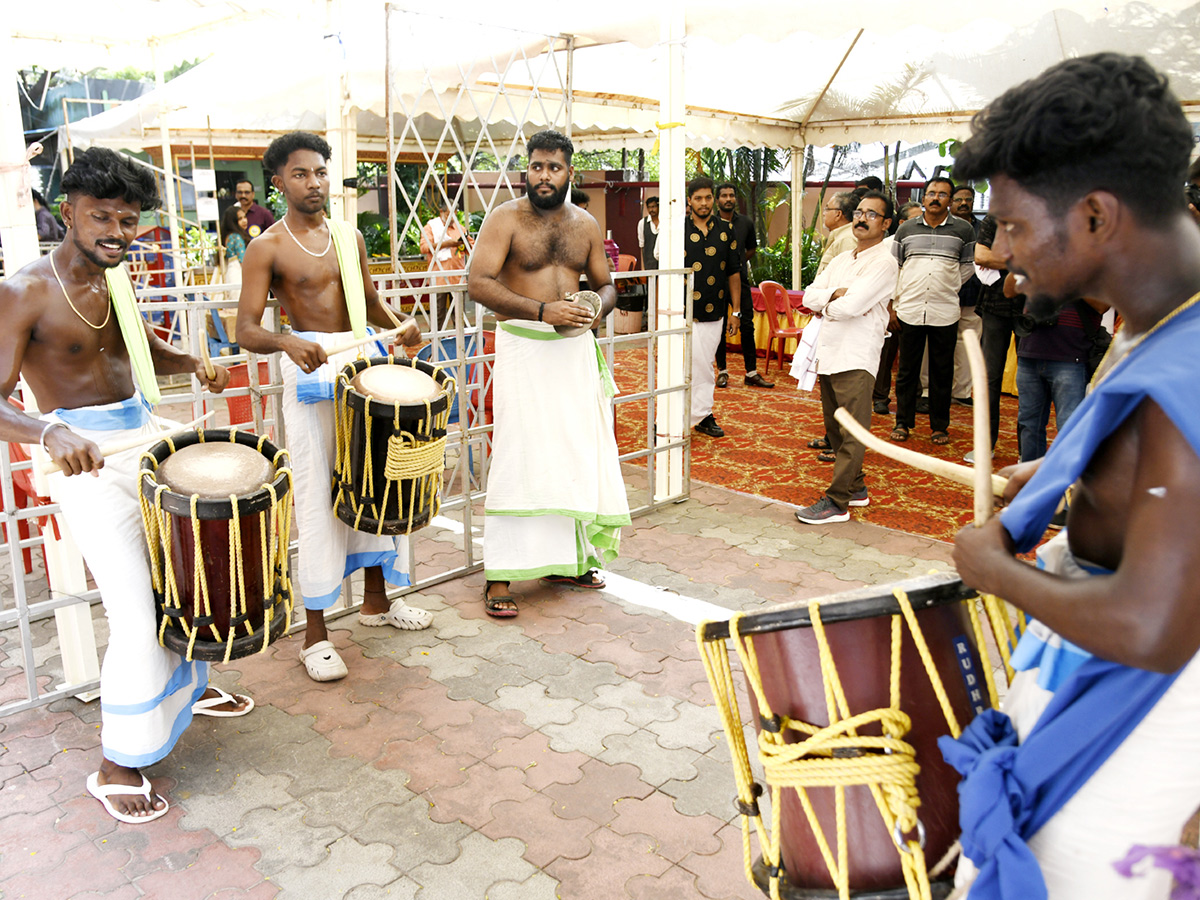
[1,477,963,898]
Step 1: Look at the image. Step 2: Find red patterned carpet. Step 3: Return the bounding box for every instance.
[613,343,1027,545]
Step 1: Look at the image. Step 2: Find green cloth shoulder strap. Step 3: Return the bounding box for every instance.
[104,265,161,405]
[330,220,366,339]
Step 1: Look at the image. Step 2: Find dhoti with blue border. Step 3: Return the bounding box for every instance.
[45,393,207,767]
[280,330,411,610]
[484,320,631,582]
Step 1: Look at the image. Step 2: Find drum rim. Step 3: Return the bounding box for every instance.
[138,428,291,520]
[337,356,455,418]
[698,572,975,641]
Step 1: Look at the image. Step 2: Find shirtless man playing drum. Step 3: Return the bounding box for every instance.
[946,54,1200,897]
[0,147,243,824]
[237,131,428,682]
[468,129,631,617]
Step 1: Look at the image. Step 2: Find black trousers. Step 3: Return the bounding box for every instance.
[896,321,958,433]
[715,289,759,374]
[979,310,1018,448]
[873,328,901,403]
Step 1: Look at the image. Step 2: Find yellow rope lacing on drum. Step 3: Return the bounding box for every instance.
[138,432,295,662]
[698,588,1012,900]
[332,359,455,535]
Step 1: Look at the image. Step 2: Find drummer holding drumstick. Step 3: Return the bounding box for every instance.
[0,148,245,825]
[468,129,631,617]
[237,132,430,683]
[945,55,1200,898]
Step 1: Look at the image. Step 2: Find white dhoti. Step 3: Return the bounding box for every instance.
[280,330,411,610]
[691,319,723,426]
[955,532,1200,899]
[484,320,631,582]
[46,394,207,767]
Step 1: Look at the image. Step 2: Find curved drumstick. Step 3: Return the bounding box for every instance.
[962,329,992,525]
[323,326,406,357]
[833,407,1007,497]
[39,411,216,475]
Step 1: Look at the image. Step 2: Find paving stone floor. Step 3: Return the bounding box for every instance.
[0,480,959,899]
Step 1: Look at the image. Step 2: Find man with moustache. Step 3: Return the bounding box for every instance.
[890,176,975,444]
[237,132,429,682]
[234,178,274,238]
[713,183,770,389]
[0,147,241,824]
[794,191,897,524]
[468,130,630,617]
[946,54,1200,898]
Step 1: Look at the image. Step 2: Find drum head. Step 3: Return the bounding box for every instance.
[556,290,602,337]
[156,442,274,498]
[351,363,441,404]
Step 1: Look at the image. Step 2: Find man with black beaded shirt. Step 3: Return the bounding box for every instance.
[714,182,769,389]
[678,176,743,437]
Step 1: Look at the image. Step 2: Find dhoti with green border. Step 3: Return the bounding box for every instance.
[484,319,631,582]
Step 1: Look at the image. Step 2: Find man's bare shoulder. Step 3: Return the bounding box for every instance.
[0,256,53,313]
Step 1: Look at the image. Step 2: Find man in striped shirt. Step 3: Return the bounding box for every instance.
[889,176,976,445]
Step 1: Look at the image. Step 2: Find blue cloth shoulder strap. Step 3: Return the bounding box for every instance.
[1001,298,1200,552]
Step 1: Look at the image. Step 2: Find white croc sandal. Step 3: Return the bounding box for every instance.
[86,771,169,825]
[358,601,432,631]
[299,640,348,682]
[191,686,254,718]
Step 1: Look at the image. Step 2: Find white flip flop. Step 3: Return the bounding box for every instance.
[357,601,432,631]
[191,686,255,718]
[86,771,169,825]
[299,640,348,682]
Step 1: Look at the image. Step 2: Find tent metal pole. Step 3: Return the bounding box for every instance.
[564,34,574,139]
[385,4,398,278]
[151,39,186,314]
[799,28,863,132]
[791,146,805,289]
[655,0,687,502]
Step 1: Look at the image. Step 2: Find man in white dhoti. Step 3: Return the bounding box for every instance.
[238,132,427,682]
[0,148,244,824]
[468,130,631,618]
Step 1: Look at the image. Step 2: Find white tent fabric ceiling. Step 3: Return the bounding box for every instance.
[16,0,1200,153]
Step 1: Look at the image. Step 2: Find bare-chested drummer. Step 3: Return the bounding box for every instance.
[237,131,429,682]
[467,129,632,618]
[945,54,1200,897]
[0,147,245,825]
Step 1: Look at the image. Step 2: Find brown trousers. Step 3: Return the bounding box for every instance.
[819,369,874,510]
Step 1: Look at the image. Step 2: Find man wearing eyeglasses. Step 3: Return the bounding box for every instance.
[890,176,976,446]
[794,192,898,524]
[816,191,858,275]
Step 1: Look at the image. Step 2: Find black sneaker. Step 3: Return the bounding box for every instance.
[716,372,729,388]
[873,399,890,415]
[694,415,725,438]
[953,396,974,407]
[916,397,930,414]
[795,497,850,524]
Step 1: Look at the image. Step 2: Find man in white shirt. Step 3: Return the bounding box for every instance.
[795,191,898,524]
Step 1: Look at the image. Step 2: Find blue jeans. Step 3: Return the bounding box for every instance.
[1016,357,1088,461]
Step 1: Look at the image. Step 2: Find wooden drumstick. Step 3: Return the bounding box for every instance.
[833,407,1007,497]
[962,329,992,525]
[39,411,216,475]
[199,343,216,381]
[323,326,406,357]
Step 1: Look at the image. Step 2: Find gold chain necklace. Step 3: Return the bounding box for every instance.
[48,251,112,331]
[282,217,332,258]
[1091,289,1200,386]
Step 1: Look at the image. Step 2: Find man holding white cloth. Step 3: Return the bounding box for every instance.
[795,191,898,525]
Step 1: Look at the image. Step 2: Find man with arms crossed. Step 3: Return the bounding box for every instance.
[238,132,428,682]
[0,148,243,824]
[468,130,631,617]
[947,54,1200,898]
[794,191,897,525]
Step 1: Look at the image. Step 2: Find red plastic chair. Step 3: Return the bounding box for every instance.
[5,398,59,574]
[760,281,806,376]
[225,361,272,429]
